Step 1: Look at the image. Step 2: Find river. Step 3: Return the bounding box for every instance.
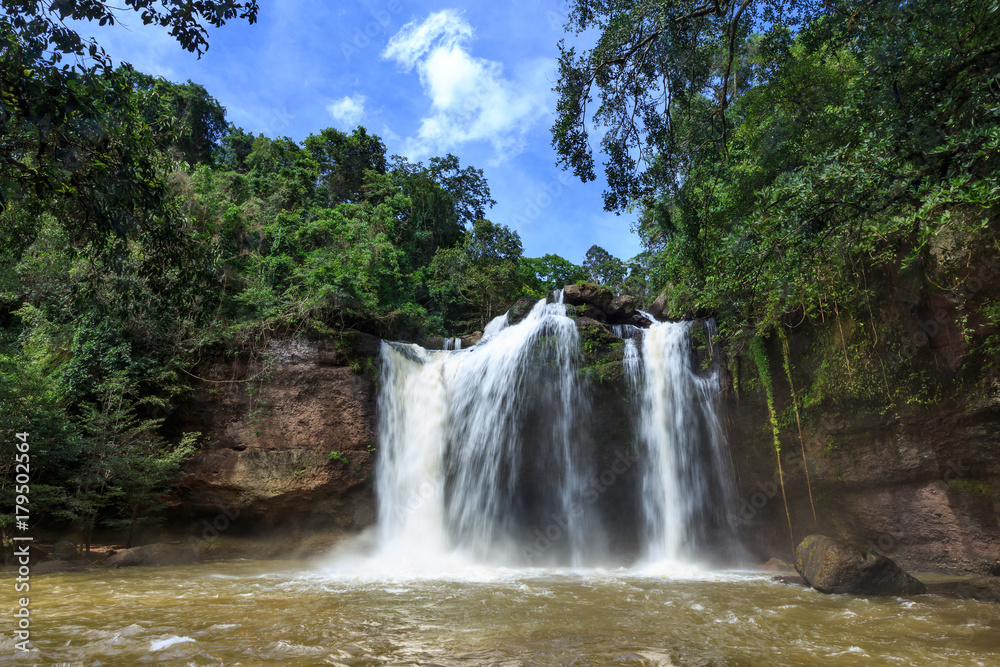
[4,559,998,665]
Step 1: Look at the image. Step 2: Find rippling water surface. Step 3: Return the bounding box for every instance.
[3,559,999,665]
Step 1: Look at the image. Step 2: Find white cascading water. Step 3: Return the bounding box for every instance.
[376,293,595,566]
[624,317,739,565]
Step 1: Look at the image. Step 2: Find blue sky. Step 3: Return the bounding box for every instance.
[74,0,642,264]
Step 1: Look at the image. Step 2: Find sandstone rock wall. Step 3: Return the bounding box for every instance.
[167,334,381,540]
[726,339,1000,575]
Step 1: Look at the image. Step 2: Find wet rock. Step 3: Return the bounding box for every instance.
[954,576,1000,603]
[582,305,607,323]
[760,557,795,572]
[794,534,927,596]
[508,297,539,325]
[563,283,614,310]
[631,312,653,328]
[646,292,669,321]
[423,336,445,350]
[51,540,78,561]
[773,575,808,586]
[461,332,482,348]
[606,295,638,324]
[105,544,199,568]
[33,560,75,574]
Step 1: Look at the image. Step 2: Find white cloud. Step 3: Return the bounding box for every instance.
[327,93,366,127]
[382,10,549,162]
[381,9,473,71]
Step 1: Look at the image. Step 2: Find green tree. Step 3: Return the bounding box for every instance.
[1,0,259,254]
[69,372,194,552]
[132,73,229,164]
[304,127,388,205]
[429,219,526,328]
[104,430,197,549]
[523,254,589,296]
[555,0,1000,347]
[583,245,627,289]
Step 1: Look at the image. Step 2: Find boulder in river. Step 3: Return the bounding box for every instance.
[51,539,79,561]
[33,560,75,575]
[794,534,927,596]
[105,544,199,568]
[954,576,1000,603]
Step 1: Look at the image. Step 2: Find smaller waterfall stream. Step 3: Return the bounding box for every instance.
[624,318,741,565]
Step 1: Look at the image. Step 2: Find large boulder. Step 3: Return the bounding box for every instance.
[563,283,614,310]
[606,295,638,324]
[51,539,79,561]
[507,297,539,325]
[646,292,669,321]
[794,534,927,596]
[955,576,1000,603]
[105,544,199,568]
[33,560,75,575]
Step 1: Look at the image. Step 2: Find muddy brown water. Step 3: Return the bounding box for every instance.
[3,560,998,665]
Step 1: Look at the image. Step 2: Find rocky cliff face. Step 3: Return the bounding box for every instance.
[727,383,1000,574]
[165,285,1000,575]
[166,333,381,542]
[724,314,1000,575]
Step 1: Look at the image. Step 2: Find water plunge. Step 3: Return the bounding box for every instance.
[625,319,742,566]
[376,295,739,568]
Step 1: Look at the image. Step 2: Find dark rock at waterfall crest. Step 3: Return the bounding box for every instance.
[508,297,538,325]
[563,283,614,310]
[581,304,608,323]
[606,295,638,320]
[105,544,199,568]
[647,292,669,321]
[794,534,927,596]
[954,576,1000,603]
[562,284,645,325]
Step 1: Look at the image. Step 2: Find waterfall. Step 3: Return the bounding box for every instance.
[625,318,740,565]
[376,293,596,566]
[374,296,739,570]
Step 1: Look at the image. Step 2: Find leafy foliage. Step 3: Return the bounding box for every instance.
[556,0,1000,367]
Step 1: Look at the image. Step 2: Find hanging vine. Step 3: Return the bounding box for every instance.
[778,327,817,525]
[751,335,795,552]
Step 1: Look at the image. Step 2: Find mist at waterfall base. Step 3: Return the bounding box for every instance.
[327,293,742,575]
